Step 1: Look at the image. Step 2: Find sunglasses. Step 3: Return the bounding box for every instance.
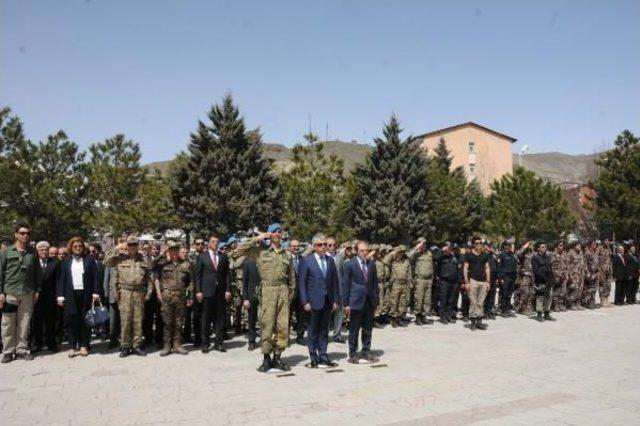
[327,243,336,247]
[315,242,327,246]
[18,231,30,235]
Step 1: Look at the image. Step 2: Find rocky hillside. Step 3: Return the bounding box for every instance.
[146,140,598,184]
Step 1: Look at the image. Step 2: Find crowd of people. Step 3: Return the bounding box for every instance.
[1,222,639,372]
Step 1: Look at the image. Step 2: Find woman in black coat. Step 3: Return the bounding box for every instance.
[56,237,100,357]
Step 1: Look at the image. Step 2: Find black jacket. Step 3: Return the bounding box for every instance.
[57,255,97,316]
[612,253,629,281]
[531,253,552,285]
[242,258,260,301]
[38,258,60,301]
[194,251,230,297]
[497,251,518,279]
[438,254,459,282]
[626,253,639,281]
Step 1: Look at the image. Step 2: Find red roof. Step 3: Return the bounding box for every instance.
[414,122,517,143]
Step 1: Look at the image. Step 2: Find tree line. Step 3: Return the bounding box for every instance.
[1,96,637,245]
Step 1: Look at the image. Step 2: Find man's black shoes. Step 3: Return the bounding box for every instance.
[257,354,272,372]
[213,343,226,353]
[119,349,131,358]
[544,312,556,321]
[1,354,13,363]
[132,348,147,356]
[247,341,258,351]
[319,358,338,367]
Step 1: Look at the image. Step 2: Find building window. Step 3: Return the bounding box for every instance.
[468,141,475,153]
[469,163,476,175]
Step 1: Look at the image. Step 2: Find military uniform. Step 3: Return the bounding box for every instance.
[237,231,295,370]
[565,246,583,310]
[374,246,389,321]
[597,245,612,307]
[408,241,434,324]
[582,247,599,309]
[549,247,567,311]
[152,251,192,355]
[383,247,412,326]
[229,248,247,333]
[103,237,153,354]
[514,248,534,315]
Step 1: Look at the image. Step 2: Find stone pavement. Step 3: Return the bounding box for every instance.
[1,304,640,425]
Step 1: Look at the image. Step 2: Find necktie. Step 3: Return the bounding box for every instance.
[361,261,368,282]
[211,251,218,269]
[319,256,326,277]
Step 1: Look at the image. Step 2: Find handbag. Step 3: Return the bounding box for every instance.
[85,300,110,327]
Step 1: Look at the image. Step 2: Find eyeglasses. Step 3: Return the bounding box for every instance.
[327,243,335,247]
[315,243,327,246]
[18,231,30,235]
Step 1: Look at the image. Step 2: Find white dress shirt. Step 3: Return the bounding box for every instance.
[71,256,84,290]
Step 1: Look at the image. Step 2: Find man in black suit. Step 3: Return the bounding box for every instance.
[289,240,306,345]
[31,241,60,353]
[342,240,379,364]
[194,235,231,353]
[298,234,340,367]
[612,244,629,305]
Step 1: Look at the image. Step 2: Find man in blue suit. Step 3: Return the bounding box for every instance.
[298,234,340,368]
[343,240,379,364]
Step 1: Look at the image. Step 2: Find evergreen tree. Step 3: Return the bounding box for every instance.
[86,134,145,235]
[350,115,431,244]
[592,130,640,239]
[484,167,576,242]
[280,132,351,240]
[172,95,281,236]
[127,170,180,233]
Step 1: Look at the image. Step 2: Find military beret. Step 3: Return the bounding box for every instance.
[267,223,282,233]
[219,242,227,250]
[126,236,139,245]
[226,236,238,245]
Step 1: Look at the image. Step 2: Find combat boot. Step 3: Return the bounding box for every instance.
[469,318,477,331]
[423,317,434,325]
[272,353,291,371]
[414,315,423,326]
[257,354,272,373]
[588,300,596,310]
[536,312,544,322]
[544,312,556,321]
[159,344,171,357]
[476,318,488,330]
[391,318,399,328]
[173,341,188,355]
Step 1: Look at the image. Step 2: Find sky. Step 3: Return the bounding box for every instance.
[2,0,639,163]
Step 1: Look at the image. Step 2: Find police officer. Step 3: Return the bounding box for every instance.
[236,224,295,372]
[437,242,459,324]
[531,241,555,322]
[497,241,518,317]
[103,236,153,357]
[152,242,192,356]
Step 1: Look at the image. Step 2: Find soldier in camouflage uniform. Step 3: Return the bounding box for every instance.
[227,236,247,335]
[152,242,192,356]
[103,236,153,357]
[408,237,435,325]
[236,224,295,372]
[372,245,388,326]
[549,241,567,312]
[565,239,584,310]
[383,246,412,327]
[582,241,600,309]
[597,241,613,307]
[514,241,534,315]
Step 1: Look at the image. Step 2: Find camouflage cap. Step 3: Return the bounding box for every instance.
[126,236,139,245]
[166,241,180,250]
[393,245,406,252]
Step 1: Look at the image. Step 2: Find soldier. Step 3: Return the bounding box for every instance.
[227,236,247,335]
[597,240,612,307]
[236,224,295,372]
[531,241,556,322]
[582,241,600,309]
[549,241,567,312]
[514,241,534,315]
[565,237,583,310]
[483,241,498,320]
[408,237,435,325]
[152,242,192,356]
[185,238,205,346]
[103,236,153,357]
[383,246,412,328]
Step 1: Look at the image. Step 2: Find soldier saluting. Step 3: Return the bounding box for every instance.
[103,236,154,358]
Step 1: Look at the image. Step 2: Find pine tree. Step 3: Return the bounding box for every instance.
[280,132,350,240]
[350,115,431,244]
[172,95,281,237]
[484,167,576,242]
[593,130,640,239]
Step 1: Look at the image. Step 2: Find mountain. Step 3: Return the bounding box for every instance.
[145,141,598,184]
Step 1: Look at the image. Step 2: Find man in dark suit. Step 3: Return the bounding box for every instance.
[343,240,379,364]
[31,241,60,353]
[612,244,629,305]
[298,234,340,368]
[194,234,231,353]
[289,240,307,345]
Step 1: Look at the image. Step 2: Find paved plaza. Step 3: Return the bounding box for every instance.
[1,304,639,425]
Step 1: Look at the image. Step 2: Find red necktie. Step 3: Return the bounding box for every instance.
[211,252,218,269]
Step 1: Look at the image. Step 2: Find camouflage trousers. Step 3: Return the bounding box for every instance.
[598,274,612,306]
[552,279,567,310]
[582,279,598,307]
[514,275,533,314]
[119,289,145,349]
[259,285,290,355]
[389,280,409,319]
[414,278,433,316]
[230,283,247,329]
[566,280,583,307]
[160,290,185,347]
[535,288,553,313]
[374,281,388,318]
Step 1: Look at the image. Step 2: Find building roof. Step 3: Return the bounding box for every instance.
[414,122,517,143]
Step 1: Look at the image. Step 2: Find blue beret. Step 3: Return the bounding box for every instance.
[226,236,238,245]
[219,242,227,249]
[267,223,282,233]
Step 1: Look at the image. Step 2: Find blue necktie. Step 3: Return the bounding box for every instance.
[319,256,327,277]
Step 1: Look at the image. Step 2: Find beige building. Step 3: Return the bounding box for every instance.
[414,122,517,194]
